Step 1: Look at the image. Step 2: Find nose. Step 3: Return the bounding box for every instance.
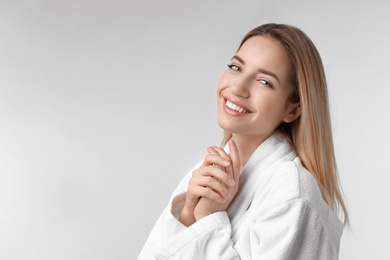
[231,77,250,98]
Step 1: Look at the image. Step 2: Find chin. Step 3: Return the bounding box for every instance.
[217,117,239,134]
[217,117,228,131]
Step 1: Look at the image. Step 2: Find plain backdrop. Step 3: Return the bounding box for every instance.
[1,0,389,259]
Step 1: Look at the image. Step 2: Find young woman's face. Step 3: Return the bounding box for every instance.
[217,35,298,139]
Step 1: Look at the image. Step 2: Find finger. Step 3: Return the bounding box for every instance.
[206,147,221,171]
[211,146,230,161]
[198,186,226,203]
[203,151,231,169]
[228,139,241,182]
[201,147,228,168]
[209,146,234,180]
[192,166,235,187]
[192,175,232,199]
[206,148,236,190]
[188,182,226,203]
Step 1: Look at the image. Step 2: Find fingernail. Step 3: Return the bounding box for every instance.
[228,179,235,186]
[223,160,230,166]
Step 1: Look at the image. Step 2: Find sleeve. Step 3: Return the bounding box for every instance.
[139,196,336,260]
[139,163,339,260]
[253,199,340,260]
[138,160,242,260]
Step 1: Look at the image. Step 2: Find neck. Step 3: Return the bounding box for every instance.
[231,132,273,168]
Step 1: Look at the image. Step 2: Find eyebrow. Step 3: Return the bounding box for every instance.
[231,55,280,84]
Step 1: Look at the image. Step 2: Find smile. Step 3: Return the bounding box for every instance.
[225,99,249,114]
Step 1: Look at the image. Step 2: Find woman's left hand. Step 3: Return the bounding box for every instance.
[193,139,241,221]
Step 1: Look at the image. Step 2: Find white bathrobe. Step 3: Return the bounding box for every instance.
[139,132,343,260]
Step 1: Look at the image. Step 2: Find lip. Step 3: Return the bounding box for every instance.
[223,96,251,116]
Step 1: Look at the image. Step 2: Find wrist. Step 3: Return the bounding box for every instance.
[194,209,214,222]
[194,212,205,222]
[179,204,196,227]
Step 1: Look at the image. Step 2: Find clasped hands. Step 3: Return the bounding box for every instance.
[179,139,241,226]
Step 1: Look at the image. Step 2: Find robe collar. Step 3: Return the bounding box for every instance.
[226,131,297,225]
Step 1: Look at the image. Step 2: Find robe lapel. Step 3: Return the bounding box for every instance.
[226,132,297,226]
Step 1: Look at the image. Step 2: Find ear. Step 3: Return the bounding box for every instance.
[283,103,301,123]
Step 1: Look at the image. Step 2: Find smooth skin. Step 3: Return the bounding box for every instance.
[180,140,240,226]
[179,36,301,226]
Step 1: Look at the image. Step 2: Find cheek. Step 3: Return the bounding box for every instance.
[253,93,289,117]
[216,73,229,94]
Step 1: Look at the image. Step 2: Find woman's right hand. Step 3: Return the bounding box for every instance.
[179,149,236,226]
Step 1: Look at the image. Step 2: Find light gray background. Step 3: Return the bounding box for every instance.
[1,0,389,259]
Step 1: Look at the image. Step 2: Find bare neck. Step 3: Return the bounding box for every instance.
[231,133,272,169]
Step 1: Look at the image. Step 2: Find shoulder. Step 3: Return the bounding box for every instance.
[257,157,325,213]
[250,158,344,254]
[253,156,343,234]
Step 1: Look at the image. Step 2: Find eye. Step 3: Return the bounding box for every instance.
[259,79,274,89]
[227,64,240,71]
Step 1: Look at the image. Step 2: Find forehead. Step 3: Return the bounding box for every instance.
[237,36,291,82]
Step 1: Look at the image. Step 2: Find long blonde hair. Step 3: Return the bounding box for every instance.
[222,23,349,225]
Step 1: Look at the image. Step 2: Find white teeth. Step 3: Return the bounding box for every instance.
[225,100,248,113]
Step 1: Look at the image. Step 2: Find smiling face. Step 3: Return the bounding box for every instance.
[217,35,300,140]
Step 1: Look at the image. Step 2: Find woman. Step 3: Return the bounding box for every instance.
[139,23,348,259]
